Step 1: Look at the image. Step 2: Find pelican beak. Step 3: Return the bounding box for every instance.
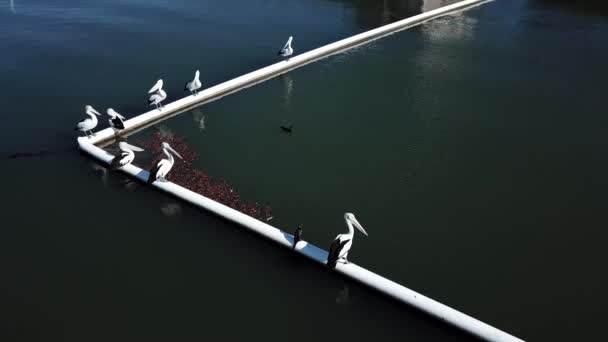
[168,146,183,160]
[352,217,368,236]
[124,143,144,152]
[92,108,102,116]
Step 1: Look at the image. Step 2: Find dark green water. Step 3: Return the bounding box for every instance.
[2,1,608,341]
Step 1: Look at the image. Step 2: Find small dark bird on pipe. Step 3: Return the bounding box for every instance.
[293,225,303,249]
[280,125,293,133]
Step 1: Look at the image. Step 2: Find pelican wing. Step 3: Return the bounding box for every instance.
[147,159,168,183]
[184,81,192,91]
[76,119,87,128]
[327,238,350,268]
[148,93,162,105]
[110,116,125,130]
[110,152,130,170]
[76,118,92,130]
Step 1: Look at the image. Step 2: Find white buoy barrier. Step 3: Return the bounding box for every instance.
[86,0,493,146]
[78,138,522,342]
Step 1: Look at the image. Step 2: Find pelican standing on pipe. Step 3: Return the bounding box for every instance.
[148,79,167,110]
[147,142,183,183]
[75,105,101,137]
[106,108,126,130]
[185,70,202,96]
[278,36,293,60]
[327,213,368,268]
[110,141,144,170]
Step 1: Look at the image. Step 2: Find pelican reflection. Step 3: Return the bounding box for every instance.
[191,109,206,131]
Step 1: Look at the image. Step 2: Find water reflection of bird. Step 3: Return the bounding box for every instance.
[122,179,138,192]
[280,74,294,134]
[157,125,175,139]
[161,203,182,217]
[335,286,350,305]
[327,213,368,268]
[90,162,108,186]
[191,109,206,131]
[10,0,15,13]
[282,73,294,106]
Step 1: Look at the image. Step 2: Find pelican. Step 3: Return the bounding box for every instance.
[109,141,144,170]
[278,36,293,59]
[326,213,368,268]
[147,142,183,183]
[148,79,167,110]
[184,70,202,96]
[75,105,101,137]
[293,225,303,249]
[106,108,126,130]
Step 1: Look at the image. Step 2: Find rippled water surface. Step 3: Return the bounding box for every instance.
[2,1,608,341]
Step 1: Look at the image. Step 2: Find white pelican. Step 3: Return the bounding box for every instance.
[110,141,144,170]
[106,108,126,130]
[184,70,202,96]
[293,225,303,249]
[278,36,293,59]
[75,105,101,137]
[148,79,167,110]
[326,213,368,268]
[147,142,183,183]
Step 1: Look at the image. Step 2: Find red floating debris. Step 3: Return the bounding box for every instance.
[138,132,273,221]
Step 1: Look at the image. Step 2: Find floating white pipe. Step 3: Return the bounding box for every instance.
[78,138,522,342]
[86,0,493,146]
